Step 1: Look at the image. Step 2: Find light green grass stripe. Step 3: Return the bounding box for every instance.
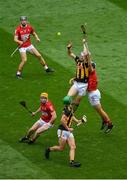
[0,139,51,179]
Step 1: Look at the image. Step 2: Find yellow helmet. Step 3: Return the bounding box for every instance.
[40,92,48,98]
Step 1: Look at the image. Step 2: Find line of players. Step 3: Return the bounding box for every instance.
[17,16,113,168]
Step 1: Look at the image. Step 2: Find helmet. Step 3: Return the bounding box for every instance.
[20,16,27,21]
[91,61,96,69]
[63,96,72,105]
[40,92,48,98]
[80,51,91,57]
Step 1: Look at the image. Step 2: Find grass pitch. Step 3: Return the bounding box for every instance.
[0,0,127,178]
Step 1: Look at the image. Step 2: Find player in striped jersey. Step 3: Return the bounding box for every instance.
[66,39,92,112]
[45,96,87,167]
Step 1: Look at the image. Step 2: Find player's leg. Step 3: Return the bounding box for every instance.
[72,95,82,112]
[16,49,27,78]
[94,104,113,133]
[45,138,66,159]
[19,120,40,143]
[67,84,78,112]
[88,89,113,132]
[28,123,50,144]
[45,129,67,159]
[70,82,87,112]
[67,136,81,167]
[67,84,78,97]
[29,46,54,72]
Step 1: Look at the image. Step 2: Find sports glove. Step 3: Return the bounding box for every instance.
[82,115,87,123]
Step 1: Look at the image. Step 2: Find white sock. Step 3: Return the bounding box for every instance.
[44,65,48,70]
[17,71,21,75]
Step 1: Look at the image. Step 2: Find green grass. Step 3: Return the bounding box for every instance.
[0,0,127,178]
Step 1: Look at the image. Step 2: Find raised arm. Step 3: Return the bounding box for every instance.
[82,38,93,72]
[67,43,76,59]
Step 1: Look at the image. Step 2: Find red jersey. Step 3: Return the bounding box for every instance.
[40,100,55,122]
[88,69,98,91]
[15,24,34,47]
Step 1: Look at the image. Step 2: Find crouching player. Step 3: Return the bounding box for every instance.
[45,96,87,168]
[19,92,57,144]
[88,62,113,133]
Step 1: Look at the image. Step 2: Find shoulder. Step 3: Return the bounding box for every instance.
[75,55,80,61]
[27,24,32,28]
[63,106,71,116]
[46,101,55,111]
[15,25,21,31]
[91,69,96,74]
[27,24,34,30]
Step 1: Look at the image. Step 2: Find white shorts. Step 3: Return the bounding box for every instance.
[37,118,53,128]
[57,129,74,140]
[19,44,35,53]
[88,89,101,106]
[73,81,88,96]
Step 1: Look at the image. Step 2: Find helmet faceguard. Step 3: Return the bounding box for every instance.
[20,16,27,27]
[40,92,48,104]
[20,16,27,21]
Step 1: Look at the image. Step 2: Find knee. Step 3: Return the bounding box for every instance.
[35,129,42,136]
[75,98,81,104]
[59,146,65,151]
[70,144,76,150]
[28,128,34,133]
[36,53,42,59]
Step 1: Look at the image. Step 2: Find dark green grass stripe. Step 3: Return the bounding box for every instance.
[0,139,51,179]
[108,0,127,11]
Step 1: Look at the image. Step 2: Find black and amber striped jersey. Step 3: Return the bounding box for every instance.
[58,105,73,131]
[74,56,89,83]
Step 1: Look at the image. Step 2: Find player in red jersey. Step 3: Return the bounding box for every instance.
[19,92,57,144]
[87,62,113,133]
[14,16,54,79]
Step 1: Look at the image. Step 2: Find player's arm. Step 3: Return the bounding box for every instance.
[61,114,73,132]
[72,116,82,125]
[73,115,87,126]
[69,77,75,85]
[49,110,57,124]
[14,35,23,46]
[83,38,89,54]
[32,107,41,116]
[67,43,76,59]
[32,31,40,42]
[82,39,93,72]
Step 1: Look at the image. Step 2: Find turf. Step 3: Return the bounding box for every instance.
[0,0,127,179]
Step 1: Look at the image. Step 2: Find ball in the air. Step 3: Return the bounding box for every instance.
[57,32,61,36]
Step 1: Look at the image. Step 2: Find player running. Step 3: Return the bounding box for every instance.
[87,62,113,133]
[45,96,87,167]
[19,92,57,144]
[14,16,54,79]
